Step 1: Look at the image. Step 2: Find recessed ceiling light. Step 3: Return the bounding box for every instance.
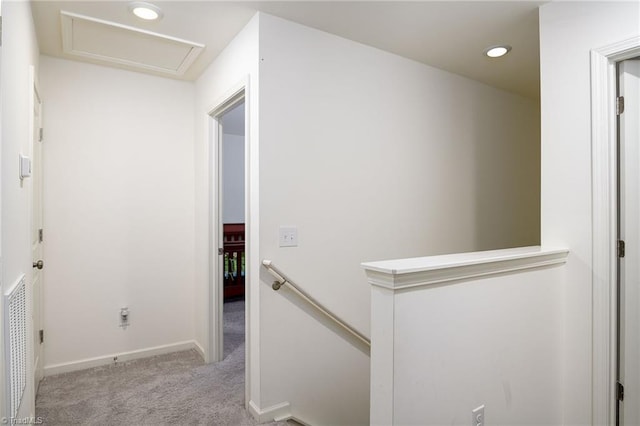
[129,2,163,21]
[485,45,512,58]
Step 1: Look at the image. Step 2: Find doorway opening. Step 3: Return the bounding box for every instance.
[590,37,640,426]
[219,100,246,360]
[207,85,247,372]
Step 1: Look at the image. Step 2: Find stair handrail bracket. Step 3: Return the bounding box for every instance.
[262,259,287,290]
[261,259,371,347]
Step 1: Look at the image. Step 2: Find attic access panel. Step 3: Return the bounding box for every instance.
[61,11,204,76]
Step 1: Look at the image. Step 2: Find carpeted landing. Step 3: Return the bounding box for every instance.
[36,300,289,426]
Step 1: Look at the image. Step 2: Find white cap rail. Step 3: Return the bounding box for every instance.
[262,259,371,347]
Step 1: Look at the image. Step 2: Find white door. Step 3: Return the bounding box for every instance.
[619,58,640,426]
[31,82,44,389]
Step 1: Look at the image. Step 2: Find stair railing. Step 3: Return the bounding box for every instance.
[262,259,371,347]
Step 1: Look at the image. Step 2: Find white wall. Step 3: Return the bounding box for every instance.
[539,2,640,424]
[394,268,563,425]
[222,133,245,224]
[365,248,566,425]
[39,56,196,371]
[257,13,540,425]
[0,0,40,418]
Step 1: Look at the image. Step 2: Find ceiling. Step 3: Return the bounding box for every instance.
[31,1,545,99]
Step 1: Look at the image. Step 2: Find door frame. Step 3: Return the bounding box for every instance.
[591,36,640,426]
[208,75,260,416]
[28,65,44,391]
[207,82,246,363]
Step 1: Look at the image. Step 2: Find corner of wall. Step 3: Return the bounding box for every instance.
[248,400,291,423]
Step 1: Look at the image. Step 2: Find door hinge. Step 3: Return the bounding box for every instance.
[218,248,224,255]
[39,128,44,142]
[617,381,624,401]
[39,229,43,243]
[39,329,44,344]
[618,240,626,258]
[617,96,625,115]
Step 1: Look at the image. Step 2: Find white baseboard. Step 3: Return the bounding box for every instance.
[287,416,311,426]
[43,340,199,376]
[193,340,205,361]
[248,400,292,423]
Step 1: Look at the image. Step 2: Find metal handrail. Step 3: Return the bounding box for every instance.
[262,259,371,347]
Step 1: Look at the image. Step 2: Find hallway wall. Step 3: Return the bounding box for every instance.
[39,56,196,372]
[0,0,41,418]
[257,13,541,425]
[539,2,640,423]
[222,133,245,224]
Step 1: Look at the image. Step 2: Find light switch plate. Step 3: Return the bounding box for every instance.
[279,226,298,247]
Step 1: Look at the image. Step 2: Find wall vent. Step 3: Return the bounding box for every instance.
[60,11,205,76]
[4,275,27,418]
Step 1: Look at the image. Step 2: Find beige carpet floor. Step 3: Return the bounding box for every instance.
[35,300,289,426]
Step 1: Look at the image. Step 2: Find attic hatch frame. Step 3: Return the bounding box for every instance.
[591,35,640,426]
[60,11,204,77]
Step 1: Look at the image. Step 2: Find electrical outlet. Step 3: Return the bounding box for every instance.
[120,307,130,329]
[472,405,485,426]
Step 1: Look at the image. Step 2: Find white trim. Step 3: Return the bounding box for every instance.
[193,340,205,361]
[591,36,640,426]
[278,415,310,426]
[43,340,200,376]
[370,286,395,425]
[362,246,568,291]
[248,400,291,423]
